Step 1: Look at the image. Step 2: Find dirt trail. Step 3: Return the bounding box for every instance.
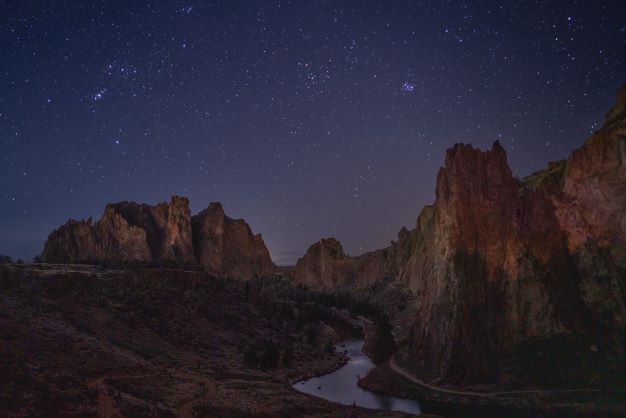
[389,357,626,398]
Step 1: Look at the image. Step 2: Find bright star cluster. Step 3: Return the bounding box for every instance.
[1,0,625,263]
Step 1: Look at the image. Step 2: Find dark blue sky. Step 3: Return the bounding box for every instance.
[1,0,625,263]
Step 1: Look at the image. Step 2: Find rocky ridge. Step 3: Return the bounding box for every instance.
[42,197,275,279]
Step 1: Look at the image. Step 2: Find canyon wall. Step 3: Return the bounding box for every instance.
[42,197,275,279]
[294,84,626,384]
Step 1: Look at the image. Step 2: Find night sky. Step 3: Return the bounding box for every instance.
[1,1,625,263]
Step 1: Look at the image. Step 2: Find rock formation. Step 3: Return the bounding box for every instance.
[42,197,275,279]
[294,238,356,288]
[294,84,626,385]
[192,202,275,278]
[105,196,195,262]
[293,232,414,290]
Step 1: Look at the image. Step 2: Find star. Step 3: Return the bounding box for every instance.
[93,88,107,101]
[402,82,415,92]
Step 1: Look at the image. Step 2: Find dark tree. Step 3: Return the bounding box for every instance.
[244,281,250,301]
[306,325,318,348]
[370,314,396,365]
[281,346,294,367]
[260,339,280,370]
[243,345,257,368]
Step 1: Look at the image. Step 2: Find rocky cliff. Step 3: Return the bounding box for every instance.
[105,196,195,262]
[293,231,414,290]
[42,197,275,279]
[293,238,357,288]
[294,84,626,385]
[192,202,275,278]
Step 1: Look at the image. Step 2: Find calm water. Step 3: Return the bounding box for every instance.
[294,340,422,415]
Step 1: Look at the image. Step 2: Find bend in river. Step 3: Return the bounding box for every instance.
[294,340,422,415]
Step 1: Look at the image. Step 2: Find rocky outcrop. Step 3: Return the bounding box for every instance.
[293,231,415,290]
[294,238,356,289]
[294,84,626,385]
[192,202,275,278]
[399,141,572,383]
[402,86,626,384]
[42,197,275,279]
[42,210,151,264]
[104,196,195,262]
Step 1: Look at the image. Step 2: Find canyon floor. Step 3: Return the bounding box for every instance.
[0,264,419,418]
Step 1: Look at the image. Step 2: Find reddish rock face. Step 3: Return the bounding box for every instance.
[292,229,415,290]
[553,87,626,253]
[294,84,626,385]
[42,197,275,279]
[399,140,573,383]
[404,86,626,384]
[192,203,275,279]
[42,218,100,263]
[293,238,356,289]
[95,206,152,262]
[42,208,152,264]
[192,203,226,275]
[107,196,195,262]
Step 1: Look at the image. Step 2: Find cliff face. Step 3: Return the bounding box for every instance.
[399,141,571,383]
[403,87,626,384]
[294,85,626,385]
[105,196,195,262]
[293,231,414,290]
[42,209,152,264]
[42,197,275,279]
[293,238,356,289]
[192,202,275,278]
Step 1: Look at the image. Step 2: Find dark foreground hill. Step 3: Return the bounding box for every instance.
[0,263,413,418]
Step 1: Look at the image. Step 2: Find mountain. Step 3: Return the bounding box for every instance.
[294,84,626,385]
[42,197,275,279]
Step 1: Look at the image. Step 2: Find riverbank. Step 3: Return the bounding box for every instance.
[359,360,626,418]
[294,341,427,416]
[289,349,349,386]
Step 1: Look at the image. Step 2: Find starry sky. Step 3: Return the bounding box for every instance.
[1,1,625,263]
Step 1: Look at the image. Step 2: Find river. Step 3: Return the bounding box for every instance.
[293,340,422,415]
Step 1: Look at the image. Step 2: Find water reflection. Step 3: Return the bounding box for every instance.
[294,341,422,415]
